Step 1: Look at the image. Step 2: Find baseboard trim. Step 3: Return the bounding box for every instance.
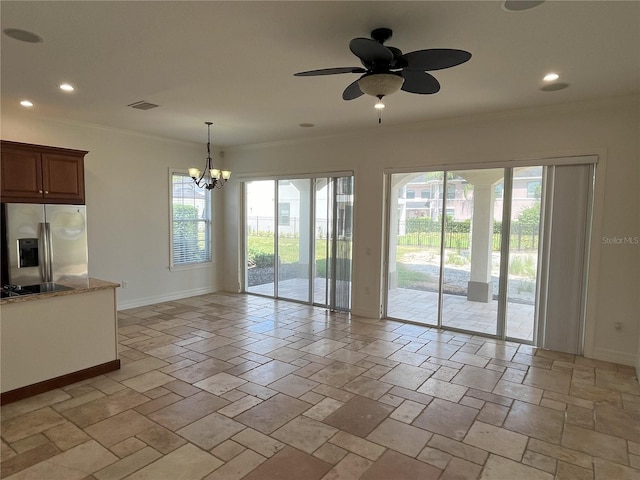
[0,360,121,405]
[590,347,636,367]
[117,287,216,311]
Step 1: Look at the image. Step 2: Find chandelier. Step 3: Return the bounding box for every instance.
[188,122,231,190]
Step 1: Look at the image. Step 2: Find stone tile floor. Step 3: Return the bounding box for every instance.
[1,292,639,480]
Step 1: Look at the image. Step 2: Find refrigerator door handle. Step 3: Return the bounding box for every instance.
[38,222,47,282]
[44,222,53,282]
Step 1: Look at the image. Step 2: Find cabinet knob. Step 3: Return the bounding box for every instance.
[44,191,49,194]
[39,190,43,194]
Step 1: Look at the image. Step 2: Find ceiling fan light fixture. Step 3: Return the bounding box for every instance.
[358,73,404,97]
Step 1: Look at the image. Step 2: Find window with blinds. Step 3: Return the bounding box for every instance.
[171,172,211,266]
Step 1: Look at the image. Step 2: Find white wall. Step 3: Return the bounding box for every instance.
[1,113,220,309]
[222,95,640,367]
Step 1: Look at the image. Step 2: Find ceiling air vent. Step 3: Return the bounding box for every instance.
[127,100,159,110]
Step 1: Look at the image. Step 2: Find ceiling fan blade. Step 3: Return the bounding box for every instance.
[349,38,393,65]
[342,79,364,100]
[401,70,440,94]
[403,49,471,71]
[294,67,366,76]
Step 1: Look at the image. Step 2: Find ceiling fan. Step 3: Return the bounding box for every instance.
[294,27,471,117]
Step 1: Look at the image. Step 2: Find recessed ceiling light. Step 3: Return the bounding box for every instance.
[20,100,34,107]
[540,83,570,92]
[59,83,75,92]
[298,123,315,128]
[543,73,559,82]
[502,1,545,12]
[3,28,43,43]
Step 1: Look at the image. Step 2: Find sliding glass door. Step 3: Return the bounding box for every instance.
[441,169,504,336]
[244,174,353,311]
[386,159,593,348]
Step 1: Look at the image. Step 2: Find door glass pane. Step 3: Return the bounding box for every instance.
[441,169,504,335]
[246,180,275,296]
[333,177,353,311]
[277,179,311,302]
[387,172,443,324]
[506,166,542,341]
[314,179,330,305]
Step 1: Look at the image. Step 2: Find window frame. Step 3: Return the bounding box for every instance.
[169,169,213,270]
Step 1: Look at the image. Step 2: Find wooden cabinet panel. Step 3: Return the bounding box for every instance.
[1,141,87,204]
[1,149,43,199]
[42,153,85,201]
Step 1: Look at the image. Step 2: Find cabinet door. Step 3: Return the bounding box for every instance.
[41,153,85,203]
[1,149,44,202]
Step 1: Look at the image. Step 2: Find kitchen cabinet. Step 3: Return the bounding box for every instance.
[1,140,87,204]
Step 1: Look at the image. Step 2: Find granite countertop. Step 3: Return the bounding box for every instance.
[0,278,120,305]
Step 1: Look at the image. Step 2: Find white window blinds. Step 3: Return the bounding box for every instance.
[171,172,211,266]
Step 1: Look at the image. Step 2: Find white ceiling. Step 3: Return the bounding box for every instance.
[1,1,639,148]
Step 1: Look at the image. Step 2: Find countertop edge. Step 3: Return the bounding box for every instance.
[0,278,119,305]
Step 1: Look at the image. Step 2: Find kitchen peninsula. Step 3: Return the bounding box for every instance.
[0,278,120,404]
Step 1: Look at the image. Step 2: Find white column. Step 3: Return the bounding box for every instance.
[293,180,311,266]
[467,184,494,302]
[388,183,404,289]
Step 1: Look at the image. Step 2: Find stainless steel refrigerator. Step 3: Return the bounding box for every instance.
[3,203,88,286]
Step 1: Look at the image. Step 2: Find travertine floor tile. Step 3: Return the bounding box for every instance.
[123,443,223,480]
[343,376,392,400]
[93,447,161,480]
[320,453,373,480]
[1,408,66,443]
[268,374,319,397]
[594,403,640,442]
[231,428,285,458]
[1,442,60,478]
[85,410,154,448]
[440,457,483,480]
[463,421,528,461]
[47,440,118,476]
[177,412,246,450]
[121,371,175,393]
[239,360,299,386]
[234,393,310,434]
[451,365,502,392]
[594,457,639,480]
[479,454,553,480]
[390,400,426,424]
[323,396,394,437]
[360,449,442,480]
[366,418,431,457]
[562,424,628,463]
[313,443,348,465]
[272,415,338,453]
[412,399,478,441]
[417,378,468,403]
[61,389,150,428]
[241,446,332,480]
[503,400,565,443]
[378,364,432,390]
[203,449,266,480]
[135,425,186,454]
[194,372,247,396]
[329,432,385,461]
[147,391,229,431]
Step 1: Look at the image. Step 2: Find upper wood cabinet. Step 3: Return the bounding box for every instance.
[1,141,88,204]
